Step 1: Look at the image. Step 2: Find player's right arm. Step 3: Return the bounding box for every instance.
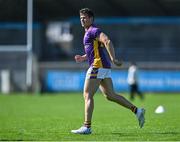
[74,54,87,63]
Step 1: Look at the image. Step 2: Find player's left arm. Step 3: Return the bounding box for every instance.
[98,32,122,66]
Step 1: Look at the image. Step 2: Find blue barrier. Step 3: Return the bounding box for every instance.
[46,70,180,92]
[46,71,85,91]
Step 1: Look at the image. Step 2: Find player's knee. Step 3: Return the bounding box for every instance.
[104,92,115,101]
[83,92,93,101]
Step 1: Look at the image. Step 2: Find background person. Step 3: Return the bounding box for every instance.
[127,62,144,100]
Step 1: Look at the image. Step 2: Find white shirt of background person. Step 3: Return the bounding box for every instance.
[127,65,138,85]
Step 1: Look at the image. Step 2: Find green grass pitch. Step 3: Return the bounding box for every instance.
[0,93,180,141]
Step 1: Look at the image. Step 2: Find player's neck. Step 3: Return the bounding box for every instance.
[85,24,93,32]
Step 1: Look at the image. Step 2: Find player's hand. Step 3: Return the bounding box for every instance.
[113,59,123,67]
[74,55,84,63]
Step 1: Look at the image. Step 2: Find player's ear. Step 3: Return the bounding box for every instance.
[90,17,94,23]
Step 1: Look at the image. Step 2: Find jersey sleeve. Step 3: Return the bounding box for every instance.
[92,28,102,39]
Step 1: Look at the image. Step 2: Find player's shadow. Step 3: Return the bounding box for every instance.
[150,132,180,135]
[111,131,180,136]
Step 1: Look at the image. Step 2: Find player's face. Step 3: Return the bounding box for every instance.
[80,13,93,28]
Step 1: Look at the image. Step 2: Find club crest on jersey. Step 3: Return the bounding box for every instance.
[85,45,90,49]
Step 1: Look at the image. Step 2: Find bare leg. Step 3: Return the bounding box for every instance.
[83,78,101,123]
[71,78,145,133]
[70,78,101,134]
[99,78,136,110]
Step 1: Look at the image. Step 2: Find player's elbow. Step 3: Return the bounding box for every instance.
[104,39,111,47]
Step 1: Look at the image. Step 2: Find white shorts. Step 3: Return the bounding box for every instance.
[86,67,111,79]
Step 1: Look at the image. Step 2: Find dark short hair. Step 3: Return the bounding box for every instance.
[79,8,94,19]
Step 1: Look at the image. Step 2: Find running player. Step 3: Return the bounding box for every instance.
[71,8,145,134]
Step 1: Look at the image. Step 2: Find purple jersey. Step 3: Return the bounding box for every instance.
[83,25,111,68]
